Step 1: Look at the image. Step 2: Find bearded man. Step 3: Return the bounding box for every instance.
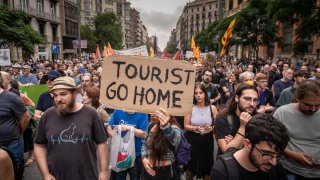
[33,76,108,180]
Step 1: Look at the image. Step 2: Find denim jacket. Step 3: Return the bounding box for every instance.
[141,124,181,163]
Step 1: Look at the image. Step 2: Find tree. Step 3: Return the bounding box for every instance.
[166,42,177,54]
[0,6,45,56]
[93,12,123,50]
[267,0,320,55]
[80,25,97,53]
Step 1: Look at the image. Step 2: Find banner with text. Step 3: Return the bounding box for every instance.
[100,56,196,116]
[114,45,149,57]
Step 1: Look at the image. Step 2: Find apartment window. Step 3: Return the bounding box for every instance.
[209,5,211,9]
[105,0,112,5]
[191,8,193,13]
[208,12,212,18]
[238,0,243,4]
[197,7,199,12]
[216,4,218,8]
[202,6,205,11]
[20,0,28,10]
[196,14,199,19]
[37,0,43,15]
[202,13,205,18]
[39,23,45,35]
[50,2,56,17]
[229,0,233,10]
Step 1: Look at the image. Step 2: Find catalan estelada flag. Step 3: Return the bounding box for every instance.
[220,19,236,56]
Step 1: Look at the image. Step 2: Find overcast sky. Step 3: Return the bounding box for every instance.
[130,0,191,51]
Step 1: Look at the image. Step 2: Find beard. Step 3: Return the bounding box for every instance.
[55,96,75,115]
[249,147,274,172]
[238,102,256,115]
[299,103,318,115]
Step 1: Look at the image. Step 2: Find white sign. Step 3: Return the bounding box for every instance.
[114,45,149,56]
[0,49,11,66]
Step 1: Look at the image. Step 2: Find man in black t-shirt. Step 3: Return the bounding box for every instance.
[211,114,289,180]
[33,76,108,180]
[201,70,221,105]
[214,84,258,155]
[0,73,30,180]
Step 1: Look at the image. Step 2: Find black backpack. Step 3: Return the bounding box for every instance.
[218,148,239,180]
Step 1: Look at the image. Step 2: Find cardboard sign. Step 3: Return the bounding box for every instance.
[100,56,196,116]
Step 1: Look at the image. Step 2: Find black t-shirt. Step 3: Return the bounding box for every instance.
[34,105,108,180]
[0,90,27,144]
[211,153,287,180]
[214,113,240,155]
[205,83,220,100]
[36,92,55,112]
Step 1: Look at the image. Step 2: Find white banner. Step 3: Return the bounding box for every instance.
[185,51,216,60]
[0,49,11,66]
[114,45,149,57]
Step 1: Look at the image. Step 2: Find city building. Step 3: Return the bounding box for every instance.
[175,0,219,53]
[223,0,320,61]
[2,0,63,61]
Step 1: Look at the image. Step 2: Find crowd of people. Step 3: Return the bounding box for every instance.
[0,55,319,180]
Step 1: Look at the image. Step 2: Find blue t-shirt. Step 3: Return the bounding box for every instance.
[108,110,148,156]
[18,74,37,84]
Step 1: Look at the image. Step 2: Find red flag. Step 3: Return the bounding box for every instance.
[174,50,181,60]
[95,44,100,60]
[163,48,168,59]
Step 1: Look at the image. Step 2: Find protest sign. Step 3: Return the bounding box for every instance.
[100,56,196,116]
[20,84,48,106]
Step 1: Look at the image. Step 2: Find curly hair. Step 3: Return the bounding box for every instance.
[245,113,289,152]
[147,117,180,163]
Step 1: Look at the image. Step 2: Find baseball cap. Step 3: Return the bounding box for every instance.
[45,70,61,79]
[50,76,77,92]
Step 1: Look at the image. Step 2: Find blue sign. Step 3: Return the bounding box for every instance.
[52,45,59,54]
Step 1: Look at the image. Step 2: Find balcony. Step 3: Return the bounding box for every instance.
[15,5,61,23]
[224,1,249,18]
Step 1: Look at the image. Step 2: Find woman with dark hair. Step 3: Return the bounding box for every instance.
[82,86,110,124]
[184,83,218,180]
[141,108,182,179]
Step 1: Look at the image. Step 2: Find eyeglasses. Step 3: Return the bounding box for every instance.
[242,96,259,105]
[254,146,284,161]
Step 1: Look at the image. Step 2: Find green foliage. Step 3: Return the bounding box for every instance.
[80,25,97,53]
[93,12,123,50]
[166,42,177,54]
[267,0,320,55]
[0,6,45,55]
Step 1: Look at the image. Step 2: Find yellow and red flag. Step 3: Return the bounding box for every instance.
[108,42,114,55]
[191,36,196,50]
[150,47,154,57]
[103,45,108,58]
[95,44,100,60]
[221,19,236,46]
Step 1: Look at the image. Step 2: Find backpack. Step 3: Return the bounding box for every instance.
[218,148,239,180]
[173,130,191,166]
[148,123,191,166]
